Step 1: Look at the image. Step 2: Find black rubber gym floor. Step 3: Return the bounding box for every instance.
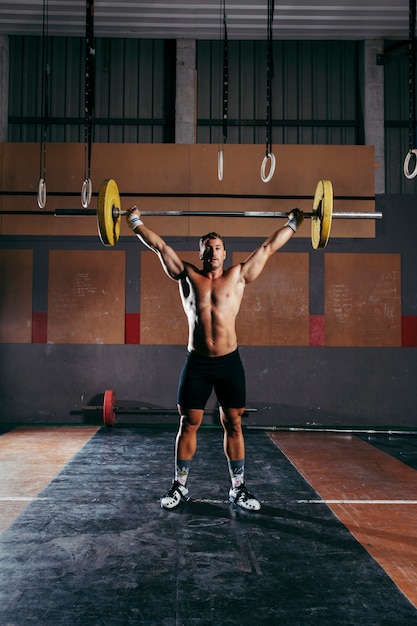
[0,427,416,625]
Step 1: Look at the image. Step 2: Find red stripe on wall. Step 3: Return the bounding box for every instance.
[32,312,48,343]
[402,316,417,347]
[125,313,140,344]
[27,313,416,347]
[309,315,325,346]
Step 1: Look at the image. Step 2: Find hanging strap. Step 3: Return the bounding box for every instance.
[218,0,228,181]
[260,0,276,182]
[38,0,49,208]
[408,0,416,151]
[404,0,417,179]
[222,0,229,145]
[265,0,275,158]
[82,0,95,207]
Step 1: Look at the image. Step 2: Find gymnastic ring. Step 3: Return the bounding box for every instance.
[37,178,46,209]
[218,149,224,181]
[403,149,417,179]
[261,152,276,183]
[81,178,93,208]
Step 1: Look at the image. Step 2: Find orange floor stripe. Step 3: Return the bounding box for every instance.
[0,426,99,534]
[269,432,417,609]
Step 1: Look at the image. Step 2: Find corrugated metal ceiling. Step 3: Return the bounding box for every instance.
[0,1,411,41]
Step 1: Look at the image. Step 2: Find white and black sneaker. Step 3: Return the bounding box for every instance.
[161,480,189,509]
[229,484,261,511]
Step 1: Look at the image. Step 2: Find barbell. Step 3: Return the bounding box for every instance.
[82,389,256,426]
[3,178,381,250]
[88,178,381,250]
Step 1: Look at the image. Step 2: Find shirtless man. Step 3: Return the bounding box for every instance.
[126,206,304,510]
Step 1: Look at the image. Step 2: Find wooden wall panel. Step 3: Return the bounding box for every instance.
[189,144,374,197]
[234,252,310,346]
[1,143,376,241]
[0,250,33,343]
[140,251,199,345]
[189,144,376,238]
[47,250,125,344]
[324,253,401,347]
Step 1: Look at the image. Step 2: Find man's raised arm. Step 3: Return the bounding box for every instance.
[239,209,304,284]
[126,206,185,281]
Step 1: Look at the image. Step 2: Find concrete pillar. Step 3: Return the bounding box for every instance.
[0,35,9,141]
[175,39,196,144]
[363,40,385,194]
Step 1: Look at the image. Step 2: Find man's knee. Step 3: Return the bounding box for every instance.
[220,408,244,436]
[177,407,204,433]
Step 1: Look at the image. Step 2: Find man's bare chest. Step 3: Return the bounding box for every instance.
[190,274,244,313]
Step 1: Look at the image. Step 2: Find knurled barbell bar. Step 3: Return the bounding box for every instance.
[90,178,381,250]
[81,389,257,427]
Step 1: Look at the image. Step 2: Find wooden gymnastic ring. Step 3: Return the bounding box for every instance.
[37,178,46,209]
[403,149,417,179]
[218,149,224,181]
[311,180,333,249]
[81,178,93,208]
[97,179,121,247]
[260,152,276,183]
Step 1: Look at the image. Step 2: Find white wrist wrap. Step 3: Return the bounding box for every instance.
[284,216,298,233]
[127,214,143,230]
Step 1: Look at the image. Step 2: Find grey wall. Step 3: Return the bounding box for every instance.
[1,343,416,430]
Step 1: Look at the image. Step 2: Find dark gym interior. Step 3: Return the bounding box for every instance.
[1,2,417,624]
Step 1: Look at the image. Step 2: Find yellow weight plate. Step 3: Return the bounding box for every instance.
[97,179,121,247]
[311,179,333,250]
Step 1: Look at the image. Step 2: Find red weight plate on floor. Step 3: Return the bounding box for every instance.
[103,389,116,426]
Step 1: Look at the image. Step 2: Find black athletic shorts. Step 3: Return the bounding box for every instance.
[177,349,246,410]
